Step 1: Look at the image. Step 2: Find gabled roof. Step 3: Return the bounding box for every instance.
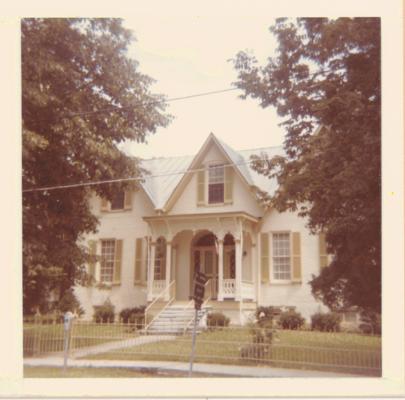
[140,133,283,210]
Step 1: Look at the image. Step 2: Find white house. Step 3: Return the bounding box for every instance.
[75,133,328,326]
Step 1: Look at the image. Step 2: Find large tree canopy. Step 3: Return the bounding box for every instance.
[233,18,381,312]
[22,18,170,313]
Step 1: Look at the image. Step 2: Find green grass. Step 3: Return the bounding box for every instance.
[83,328,381,376]
[24,366,212,378]
[23,323,140,357]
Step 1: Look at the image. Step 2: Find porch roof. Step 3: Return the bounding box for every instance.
[143,211,260,224]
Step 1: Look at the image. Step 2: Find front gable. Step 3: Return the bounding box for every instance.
[167,135,264,217]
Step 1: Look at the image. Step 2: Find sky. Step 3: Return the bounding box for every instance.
[121,16,285,159]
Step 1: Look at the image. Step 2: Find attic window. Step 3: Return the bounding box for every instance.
[208,164,224,204]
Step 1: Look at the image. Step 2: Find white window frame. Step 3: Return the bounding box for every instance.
[270,231,293,283]
[100,239,116,283]
[206,163,225,205]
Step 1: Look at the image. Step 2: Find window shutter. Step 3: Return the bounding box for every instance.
[197,169,205,205]
[260,233,269,283]
[319,233,329,269]
[100,198,109,212]
[292,232,302,282]
[113,239,123,284]
[224,165,233,204]
[134,238,142,285]
[88,240,97,278]
[124,190,132,210]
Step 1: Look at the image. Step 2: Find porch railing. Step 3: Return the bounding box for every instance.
[152,280,166,296]
[144,280,176,330]
[222,279,236,298]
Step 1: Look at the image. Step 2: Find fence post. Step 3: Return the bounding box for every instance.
[33,312,41,356]
[63,311,74,371]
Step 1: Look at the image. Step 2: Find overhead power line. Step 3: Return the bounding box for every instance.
[22,156,274,193]
[61,88,240,119]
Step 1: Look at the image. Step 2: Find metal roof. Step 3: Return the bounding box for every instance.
[140,134,283,209]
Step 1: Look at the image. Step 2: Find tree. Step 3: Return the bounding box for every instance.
[233,18,381,313]
[22,18,170,313]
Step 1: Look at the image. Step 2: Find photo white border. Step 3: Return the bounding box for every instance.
[0,0,403,397]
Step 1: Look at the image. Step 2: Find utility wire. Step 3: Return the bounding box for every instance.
[22,156,274,193]
[61,88,240,119]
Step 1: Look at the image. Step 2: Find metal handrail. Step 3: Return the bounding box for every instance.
[144,280,176,330]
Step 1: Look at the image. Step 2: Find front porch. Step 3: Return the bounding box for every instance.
[144,212,260,304]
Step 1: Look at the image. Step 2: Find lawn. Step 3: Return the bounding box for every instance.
[83,328,381,376]
[23,322,140,357]
[24,366,212,378]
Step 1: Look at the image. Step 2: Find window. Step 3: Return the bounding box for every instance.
[154,237,166,280]
[100,240,116,283]
[110,191,125,210]
[208,164,224,204]
[272,233,291,281]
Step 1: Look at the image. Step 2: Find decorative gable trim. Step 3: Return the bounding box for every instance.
[163,133,255,212]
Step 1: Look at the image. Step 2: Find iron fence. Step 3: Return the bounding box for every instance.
[23,316,381,376]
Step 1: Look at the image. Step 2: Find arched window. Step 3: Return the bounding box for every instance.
[154,237,166,280]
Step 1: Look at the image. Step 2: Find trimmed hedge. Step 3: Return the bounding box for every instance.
[278,310,305,330]
[93,299,115,323]
[207,312,230,328]
[311,312,342,332]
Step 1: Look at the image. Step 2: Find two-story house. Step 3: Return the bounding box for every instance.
[75,133,328,325]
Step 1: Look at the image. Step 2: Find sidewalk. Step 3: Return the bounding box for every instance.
[24,357,357,377]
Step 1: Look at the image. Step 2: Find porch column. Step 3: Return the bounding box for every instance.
[165,241,172,301]
[217,239,224,301]
[235,238,242,301]
[147,242,156,301]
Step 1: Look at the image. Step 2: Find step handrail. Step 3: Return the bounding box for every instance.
[144,280,176,330]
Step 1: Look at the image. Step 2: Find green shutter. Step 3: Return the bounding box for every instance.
[113,239,123,284]
[88,240,97,279]
[134,238,142,284]
[124,190,132,210]
[319,233,329,269]
[224,165,233,204]
[292,232,302,282]
[260,233,269,283]
[197,169,205,205]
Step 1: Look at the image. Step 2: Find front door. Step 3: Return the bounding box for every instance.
[192,247,218,299]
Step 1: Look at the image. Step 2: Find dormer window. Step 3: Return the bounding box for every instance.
[208,164,224,204]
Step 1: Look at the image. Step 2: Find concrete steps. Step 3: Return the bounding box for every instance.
[147,304,205,335]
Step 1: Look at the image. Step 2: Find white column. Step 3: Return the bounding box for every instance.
[235,238,242,301]
[147,242,156,302]
[217,239,224,301]
[165,241,172,301]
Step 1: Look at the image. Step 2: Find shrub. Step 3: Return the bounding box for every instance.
[58,289,85,316]
[359,310,381,335]
[311,312,342,332]
[278,310,305,330]
[93,299,115,323]
[255,306,281,324]
[207,312,230,328]
[119,306,146,328]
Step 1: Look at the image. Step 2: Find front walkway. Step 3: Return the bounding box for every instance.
[24,357,357,377]
[71,334,176,358]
